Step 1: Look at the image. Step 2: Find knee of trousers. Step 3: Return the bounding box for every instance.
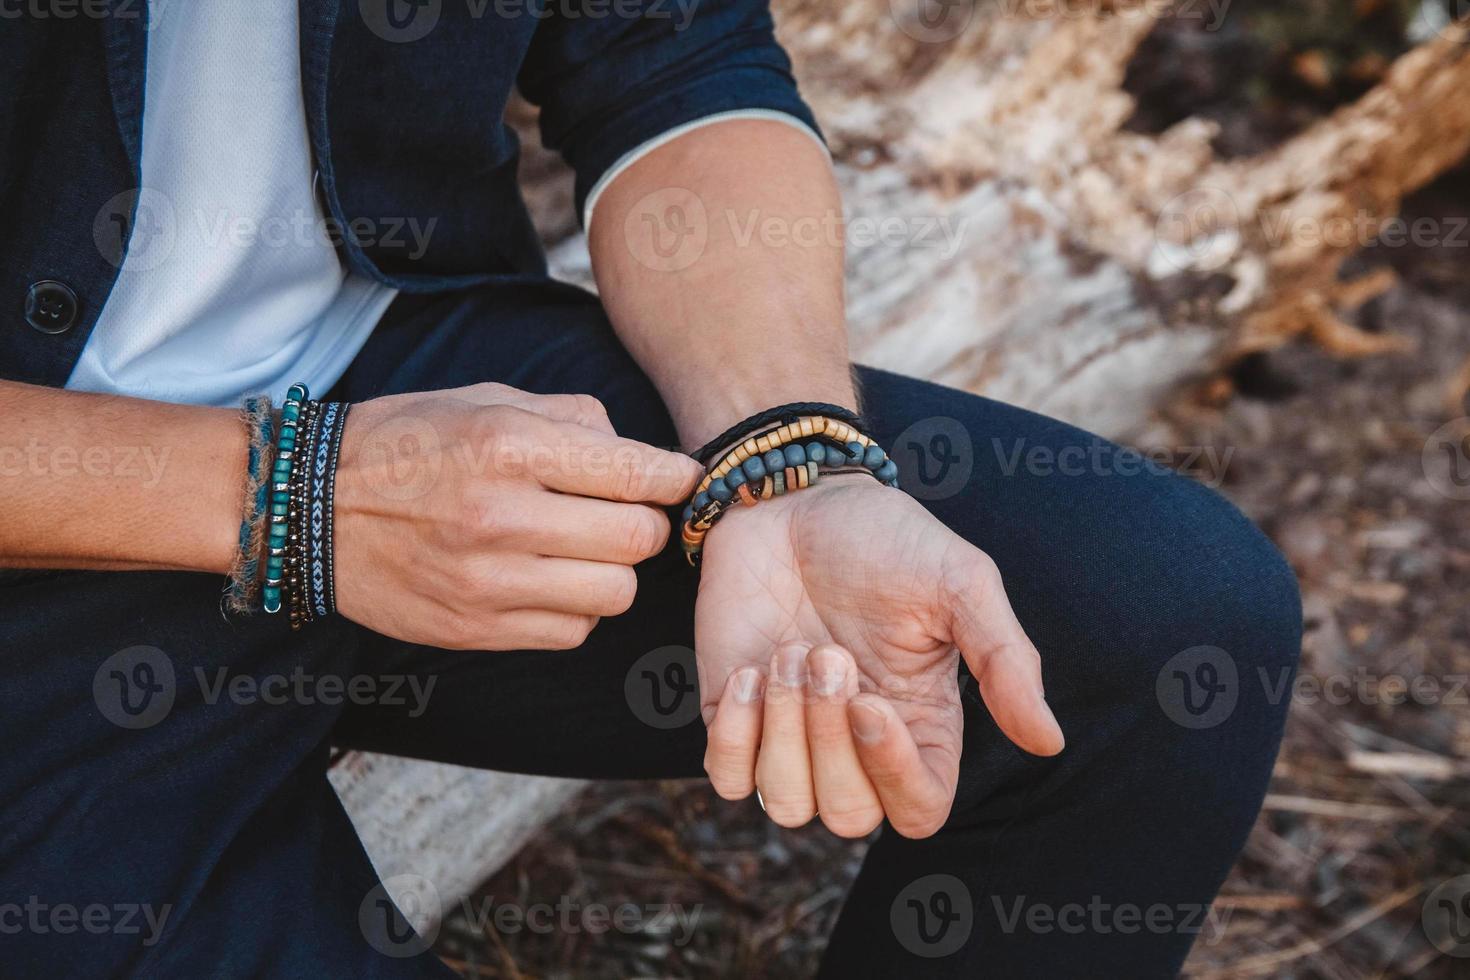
[982,470,1303,775]
[1046,475,1303,792]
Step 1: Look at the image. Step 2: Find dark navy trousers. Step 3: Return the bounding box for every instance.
[0,279,1301,978]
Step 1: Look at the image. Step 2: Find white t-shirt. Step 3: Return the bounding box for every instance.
[66,0,396,406]
[65,1,824,407]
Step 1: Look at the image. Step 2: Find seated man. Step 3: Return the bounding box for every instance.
[0,0,1300,976]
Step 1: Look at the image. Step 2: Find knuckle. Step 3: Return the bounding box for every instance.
[471,404,519,449]
[703,758,754,800]
[969,550,1003,591]
[545,614,596,650]
[763,799,817,828]
[600,568,639,615]
[472,382,517,402]
[893,804,952,840]
[608,454,644,500]
[623,508,668,559]
[819,804,884,839]
[461,491,508,541]
[573,393,610,427]
[437,609,486,651]
[457,558,499,595]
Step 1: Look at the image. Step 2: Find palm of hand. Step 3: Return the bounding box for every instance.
[694,478,966,776]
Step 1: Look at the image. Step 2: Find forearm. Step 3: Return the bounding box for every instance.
[0,381,244,573]
[588,119,856,450]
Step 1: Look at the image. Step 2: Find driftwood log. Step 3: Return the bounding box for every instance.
[334,4,1470,929]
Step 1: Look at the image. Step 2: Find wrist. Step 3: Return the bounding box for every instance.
[666,377,859,452]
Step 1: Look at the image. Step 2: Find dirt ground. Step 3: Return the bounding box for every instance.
[435,7,1470,977]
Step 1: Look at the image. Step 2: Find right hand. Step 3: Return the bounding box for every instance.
[331,383,701,650]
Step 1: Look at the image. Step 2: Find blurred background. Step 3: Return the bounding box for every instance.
[406,1,1470,975]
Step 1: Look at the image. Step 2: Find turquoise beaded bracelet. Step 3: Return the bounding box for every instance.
[263,382,309,614]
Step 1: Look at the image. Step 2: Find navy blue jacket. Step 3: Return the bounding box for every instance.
[0,0,819,386]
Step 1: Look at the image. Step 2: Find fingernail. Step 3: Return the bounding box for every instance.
[850,700,887,743]
[776,644,809,687]
[733,668,763,704]
[810,649,846,696]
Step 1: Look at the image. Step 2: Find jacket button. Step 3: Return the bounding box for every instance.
[25,280,80,335]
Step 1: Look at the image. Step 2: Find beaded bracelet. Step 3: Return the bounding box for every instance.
[285,398,323,629]
[263,383,309,615]
[680,414,901,567]
[691,401,867,466]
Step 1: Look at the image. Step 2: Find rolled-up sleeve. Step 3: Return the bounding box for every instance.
[517,0,824,227]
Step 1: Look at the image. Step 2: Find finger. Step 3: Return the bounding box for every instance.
[491,610,599,651]
[483,555,639,617]
[704,667,766,800]
[453,384,615,433]
[491,489,670,564]
[847,694,956,839]
[754,643,816,827]
[805,645,883,838]
[519,392,616,434]
[527,417,702,505]
[943,549,1065,757]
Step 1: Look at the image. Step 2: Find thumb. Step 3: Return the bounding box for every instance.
[942,548,1064,757]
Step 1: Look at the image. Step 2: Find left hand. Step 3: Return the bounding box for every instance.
[695,475,1064,839]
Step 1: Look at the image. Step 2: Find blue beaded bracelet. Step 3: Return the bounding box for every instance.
[681,414,902,567]
[263,383,309,614]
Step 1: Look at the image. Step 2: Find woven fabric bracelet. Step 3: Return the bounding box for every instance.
[321,402,349,616]
[263,383,309,615]
[305,401,349,621]
[680,413,901,567]
[225,395,275,614]
[691,401,866,466]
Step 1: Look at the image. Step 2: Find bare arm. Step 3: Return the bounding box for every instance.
[0,381,244,573]
[588,118,857,450]
[589,118,1063,839]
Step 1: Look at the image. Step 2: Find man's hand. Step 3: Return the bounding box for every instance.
[697,476,1064,839]
[334,383,702,650]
